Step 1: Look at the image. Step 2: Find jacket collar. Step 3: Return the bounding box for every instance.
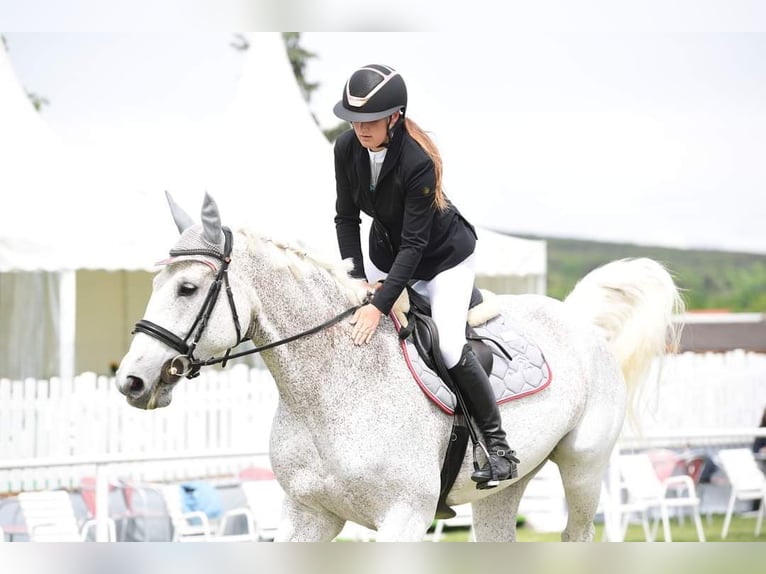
[378,122,405,183]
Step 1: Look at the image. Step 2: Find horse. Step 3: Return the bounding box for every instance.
[116,192,684,542]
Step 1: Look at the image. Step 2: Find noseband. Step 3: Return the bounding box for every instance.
[132,227,367,382]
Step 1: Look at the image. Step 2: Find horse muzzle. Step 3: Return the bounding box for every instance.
[116,366,178,410]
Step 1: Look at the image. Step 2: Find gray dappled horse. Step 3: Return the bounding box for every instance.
[116,193,683,541]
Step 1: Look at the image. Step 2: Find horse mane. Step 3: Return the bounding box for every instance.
[239,229,367,306]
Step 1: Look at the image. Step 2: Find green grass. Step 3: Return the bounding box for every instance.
[435,513,766,542]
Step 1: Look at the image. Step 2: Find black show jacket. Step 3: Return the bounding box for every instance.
[334,125,477,315]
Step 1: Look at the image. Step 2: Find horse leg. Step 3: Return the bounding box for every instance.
[471,466,540,541]
[276,498,345,542]
[554,426,616,541]
[374,502,434,542]
[553,356,625,542]
[556,458,603,542]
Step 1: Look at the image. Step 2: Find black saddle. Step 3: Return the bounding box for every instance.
[397,285,493,381]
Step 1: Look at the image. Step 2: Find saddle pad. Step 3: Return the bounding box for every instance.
[392,311,553,415]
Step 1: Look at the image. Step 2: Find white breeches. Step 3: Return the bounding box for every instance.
[365,254,476,369]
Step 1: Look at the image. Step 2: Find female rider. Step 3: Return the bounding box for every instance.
[332,64,518,488]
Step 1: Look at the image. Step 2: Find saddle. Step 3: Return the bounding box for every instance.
[396,286,496,379]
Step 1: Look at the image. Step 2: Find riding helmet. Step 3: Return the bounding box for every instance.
[333,64,407,122]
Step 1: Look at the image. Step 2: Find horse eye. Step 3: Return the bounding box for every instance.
[178,282,198,297]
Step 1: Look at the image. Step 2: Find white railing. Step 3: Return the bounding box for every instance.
[619,428,766,451]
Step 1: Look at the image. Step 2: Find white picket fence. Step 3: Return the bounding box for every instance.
[1,350,765,495]
[0,364,278,493]
[627,350,766,436]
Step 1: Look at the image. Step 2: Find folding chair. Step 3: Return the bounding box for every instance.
[716,448,766,539]
[17,490,116,542]
[619,453,705,542]
[598,481,654,542]
[78,476,132,541]
[158,483,253,542]
[238,479,286,541]
[679,455,715,525]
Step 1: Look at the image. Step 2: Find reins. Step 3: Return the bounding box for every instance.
[196,298,364,368]
[133,227,368,382]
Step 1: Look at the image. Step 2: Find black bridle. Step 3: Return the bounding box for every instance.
[132,227,366,383]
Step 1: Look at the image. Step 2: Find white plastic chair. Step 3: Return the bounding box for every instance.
[618,453,705,542]
[159,484,218,541]
[598,481,654,541]
[238,479,286,541]
[17,490,117,542]
[716,448,766,539]
[213,478,288,542]
[158,483,255,542]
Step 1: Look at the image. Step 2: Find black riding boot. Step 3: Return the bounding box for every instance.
[447,344,519,488]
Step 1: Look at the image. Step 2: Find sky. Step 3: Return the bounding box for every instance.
[3,30,766,254]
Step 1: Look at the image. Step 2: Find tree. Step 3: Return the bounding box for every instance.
[231,32,346,142]
[280,33,347,143]
[2,35,50,114]
[230,34,249,51]
[323,122,350,143]
[281,33,319,104]
[27,92,50,113]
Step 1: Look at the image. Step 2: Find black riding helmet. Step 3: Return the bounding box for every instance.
[333,64,407,123]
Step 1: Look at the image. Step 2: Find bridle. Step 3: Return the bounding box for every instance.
[132,227,366,384]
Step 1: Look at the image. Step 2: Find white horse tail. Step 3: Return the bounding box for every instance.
[563,258,685,416]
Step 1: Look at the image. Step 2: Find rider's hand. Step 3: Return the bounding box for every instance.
[350,303,383,346]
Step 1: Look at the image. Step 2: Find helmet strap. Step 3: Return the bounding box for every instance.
[386,109,405,145]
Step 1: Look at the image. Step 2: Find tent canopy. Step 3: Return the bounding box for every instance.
[2,33,544,278]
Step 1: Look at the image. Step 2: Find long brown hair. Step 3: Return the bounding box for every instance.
[404,118,448,212]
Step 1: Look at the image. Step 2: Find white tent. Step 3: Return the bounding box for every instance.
[0,44,170,380]
[0,33,545,380]
[473,228,546,294]
[0,44,77,380]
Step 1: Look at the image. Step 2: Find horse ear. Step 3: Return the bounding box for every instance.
[200,192,224,246]
[165,190,195,234]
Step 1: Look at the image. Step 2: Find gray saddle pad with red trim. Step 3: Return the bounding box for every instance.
[394,311,552,415]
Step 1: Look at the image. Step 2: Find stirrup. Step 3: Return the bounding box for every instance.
[471,447,520,490]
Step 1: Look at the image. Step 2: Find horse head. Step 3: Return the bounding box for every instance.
[116,192,257,409]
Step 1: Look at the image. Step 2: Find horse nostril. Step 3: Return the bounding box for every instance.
[126,375,145,397]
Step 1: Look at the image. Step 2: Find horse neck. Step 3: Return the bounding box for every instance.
[238,234,361,351]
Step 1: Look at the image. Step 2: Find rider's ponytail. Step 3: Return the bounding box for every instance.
[404,118,448,212]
